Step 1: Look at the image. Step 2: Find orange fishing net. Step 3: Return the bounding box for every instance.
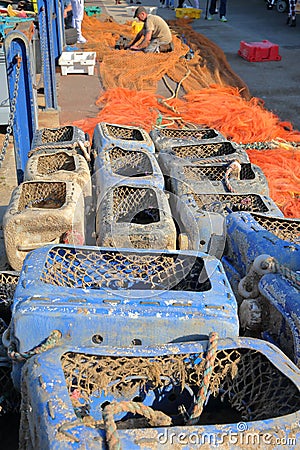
[247,148,300,218]
[82,15,250,96]
[73,86,300,217]
[73,16,300,218]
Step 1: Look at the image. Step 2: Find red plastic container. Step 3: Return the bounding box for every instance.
[238,40,282,62]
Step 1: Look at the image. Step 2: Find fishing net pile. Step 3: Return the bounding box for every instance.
[73,15,300,218]
[82,15,250,96]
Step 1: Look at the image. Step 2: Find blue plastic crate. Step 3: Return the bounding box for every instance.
[92,123,155,154]
[224,211,300,276]
[222,211,300,365]
[9,245,238,387]
[257,273,300,366]
[150,126,225,152]
[222,211,300,295]
[94,146,164,196]
[168,162,269,196]
[19,338,300,449]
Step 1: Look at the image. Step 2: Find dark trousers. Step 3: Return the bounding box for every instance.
[209,0,227,18]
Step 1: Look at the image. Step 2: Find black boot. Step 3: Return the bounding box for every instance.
[290,17,296,27]
[286,16,291,25]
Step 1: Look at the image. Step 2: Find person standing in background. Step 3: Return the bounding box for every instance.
[71,0,87,43]
[208,0,227,22]
[287,0,297,27]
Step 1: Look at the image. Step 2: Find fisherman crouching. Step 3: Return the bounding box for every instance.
[126,6,173,53]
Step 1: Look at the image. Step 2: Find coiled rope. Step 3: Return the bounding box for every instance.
[186,331,219,425]
[102,401,172,450]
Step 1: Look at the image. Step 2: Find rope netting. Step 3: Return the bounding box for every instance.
[72,15,300,218]
[82,16,249,95]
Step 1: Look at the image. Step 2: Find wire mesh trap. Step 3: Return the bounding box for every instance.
[40,246,211,292]
[18,181,67,210]
[108,148,153,177]
[190,193,283,216]
[251,213,300,244]
[61,347,300,427]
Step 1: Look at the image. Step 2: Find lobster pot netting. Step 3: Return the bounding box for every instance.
[61,348,300,426]
[40,126,75,144]
[108,148,153,177]
[183,164,255,181]
[104,124,145,141]
[40,247,211,292]
[112,186,160,223]
[193,193,270,214]
[36,153,76,175]
[18,182,67,211]
[154,128,218,140]
[171,142,239,159]
[252,213,300,244]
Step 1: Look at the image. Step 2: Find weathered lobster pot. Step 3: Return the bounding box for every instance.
[223,211,300,278]
[92,123,155,154]
[24,151,92,207]
[93,146,164,196]
[255,273,300,367]
[175,204,226,258]
[3,181,85,271]
[30,126,90,161]
[222,211,300,366]
[168,162,269,197]
[173,192,283,256]
[19,338,300,449]
[150,126,225,151]
[95,184,176,250]
[8,245,238,387]
[178,192,283,217]
[157,140,250,177]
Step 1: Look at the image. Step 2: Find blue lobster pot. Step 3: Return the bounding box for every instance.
[222,211,300,366]
[19,338,300,449]
[223,211,300,283]
[92,123,155,154]
[257,273,300,366]
[9,245,238,388]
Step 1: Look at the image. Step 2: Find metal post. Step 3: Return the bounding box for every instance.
[37,0,59,110]
[5,31,38,184]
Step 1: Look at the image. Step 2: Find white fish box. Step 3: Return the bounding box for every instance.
[125,6,157,17]
[58,51,96,76]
